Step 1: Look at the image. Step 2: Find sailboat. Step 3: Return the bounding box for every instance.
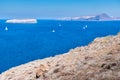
[83,27,86,29]
[52,29,55,32]
[83,25,88,29]
[5,27,8,31]
[85,25,88,28]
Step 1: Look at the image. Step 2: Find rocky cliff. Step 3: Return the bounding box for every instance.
[0,33,120,80]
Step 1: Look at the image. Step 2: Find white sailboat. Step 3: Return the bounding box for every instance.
[52,29,55,32]
[83,27,86,29]
[5,27,8,31]
[83,25,88,29]
[85,25,88,28]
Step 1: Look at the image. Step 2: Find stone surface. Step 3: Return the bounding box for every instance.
[0,33,120,80]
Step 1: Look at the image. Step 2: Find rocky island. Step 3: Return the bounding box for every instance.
[6,19,37,23]
[58,13,120,21]
[0,33,120,80]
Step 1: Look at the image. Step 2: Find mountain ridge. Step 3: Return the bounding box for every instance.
[57,13,120,21]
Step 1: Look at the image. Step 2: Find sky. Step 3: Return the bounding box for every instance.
[0,0,120,19]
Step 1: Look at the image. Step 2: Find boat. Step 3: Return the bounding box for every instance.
[83,27,86,29]
[5,27,8,31]
[85,25,88,28]
[83,25,88,29]
[52,29,55,32]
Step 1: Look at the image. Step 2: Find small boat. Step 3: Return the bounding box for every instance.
[83,25,88,29]
[52,29,55,32]
[5,27,8,31]
[83,27,86,29]
[85,25,88,28]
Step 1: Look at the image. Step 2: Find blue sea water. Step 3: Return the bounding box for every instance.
[0,20,120,73]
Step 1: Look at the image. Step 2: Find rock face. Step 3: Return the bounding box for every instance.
[87,13,112,20]
[6,19,37,23]
[0,33,120,80]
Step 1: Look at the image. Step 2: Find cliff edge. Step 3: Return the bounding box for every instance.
[0,33,120,80]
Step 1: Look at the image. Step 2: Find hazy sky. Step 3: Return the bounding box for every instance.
[0,0,120,19]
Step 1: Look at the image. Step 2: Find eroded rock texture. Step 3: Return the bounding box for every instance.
[0,33,120,80]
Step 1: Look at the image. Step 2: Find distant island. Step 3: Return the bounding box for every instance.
[57,13,120,21]
[6,19,37,23]
[4,13,120,22]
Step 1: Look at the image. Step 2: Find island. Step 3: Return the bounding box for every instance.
[6,19,37,23]
[57,13,120,21]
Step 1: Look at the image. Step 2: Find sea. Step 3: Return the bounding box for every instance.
[0,20,120,73]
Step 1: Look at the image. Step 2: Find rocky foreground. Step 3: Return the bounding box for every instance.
[0,33,120,80]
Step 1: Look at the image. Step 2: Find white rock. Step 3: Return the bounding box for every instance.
[6,19,37,23]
